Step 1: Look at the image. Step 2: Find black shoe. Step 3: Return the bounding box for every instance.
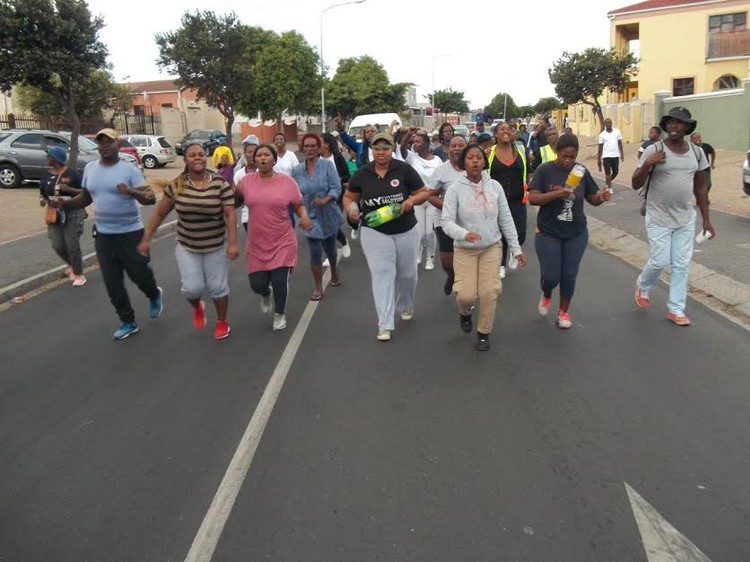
[443,275,454,296]
[460,313,472,333]
[476,333,490,351]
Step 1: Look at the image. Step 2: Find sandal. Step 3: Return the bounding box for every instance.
[330,277,341,287]
[310,290,324,301]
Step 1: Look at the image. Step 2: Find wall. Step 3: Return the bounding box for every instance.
[610,0,750,100]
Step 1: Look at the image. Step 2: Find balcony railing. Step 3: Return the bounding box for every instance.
[707,29,750,59]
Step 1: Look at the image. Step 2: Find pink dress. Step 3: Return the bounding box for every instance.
[239,172,302,273]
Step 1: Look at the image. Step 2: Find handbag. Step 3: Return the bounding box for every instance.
[44,167,67,225]
[44,204,58,225]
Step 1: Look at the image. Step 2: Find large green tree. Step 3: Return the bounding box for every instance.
[430,88,469,115]
[156,11,272,145]
[16,69,132,119]
[252,31,320,126]
[548,48,638,131]
[0,0,108,164]
[325,56,410,120]
[484,92,519,120]
[533,96,564,115]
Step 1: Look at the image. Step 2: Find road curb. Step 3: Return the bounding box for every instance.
[0,221,177,305]
[587,216,750,330]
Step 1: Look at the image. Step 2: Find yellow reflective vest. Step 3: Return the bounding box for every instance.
[539,144,556,164]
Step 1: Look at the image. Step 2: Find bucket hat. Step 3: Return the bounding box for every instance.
[46,146,68,165]
[659,106,697,135]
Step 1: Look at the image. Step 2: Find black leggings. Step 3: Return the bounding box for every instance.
[248,267,290,314]
[534,230,588,299]
[336,229,348,246]
[502,202,527,267]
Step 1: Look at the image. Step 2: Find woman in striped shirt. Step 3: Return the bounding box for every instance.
[139,143,238,340]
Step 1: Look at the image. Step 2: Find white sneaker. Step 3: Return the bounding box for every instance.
[425,257,434,270]
[417,253,422,265]
[260,292,272,314]
[376,329,391,341]
[351,228,358,240]
[400,308,414,321]
[273,313,287,331]
[342,244,351,258]
[499,266,506,279]
[72,275,87,287]
[322,258,330,268]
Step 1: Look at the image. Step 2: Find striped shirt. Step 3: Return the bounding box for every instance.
[165,174,234,253]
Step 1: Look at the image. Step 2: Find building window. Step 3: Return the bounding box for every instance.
[161,103,173,109]
[713,74,740,90]
[709,12,747,33]
[133,105,145,116]
[673,78,695,96]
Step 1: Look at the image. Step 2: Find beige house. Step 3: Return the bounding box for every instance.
[609,0,750,102]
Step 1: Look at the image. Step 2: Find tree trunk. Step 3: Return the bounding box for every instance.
[593,102,605,133]
[64,84,81,168]
[224,112,234,148]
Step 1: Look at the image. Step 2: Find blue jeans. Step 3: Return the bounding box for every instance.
[638,211,695,315]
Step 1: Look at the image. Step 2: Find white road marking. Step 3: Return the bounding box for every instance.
[625,482,711,561]
[185,269,332,562]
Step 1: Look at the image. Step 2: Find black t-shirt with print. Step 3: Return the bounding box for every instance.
[348,159,424,235]
[39,168,82,199]
[530,161,600,240]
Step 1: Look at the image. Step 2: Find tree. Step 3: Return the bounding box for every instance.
[325,56,410,120]
[484,92,519,120]
[252,31,320,126]
[16,69,132,119]
[517,105,535,119]
[429,88,469,115]
[533,96,563,115]
[548,48,638,131]
[0,0,108,165]
[156,11,272,145]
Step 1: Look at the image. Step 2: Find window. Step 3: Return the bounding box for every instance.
[714,74,740,90]
[709,12,747,33]
[11,134,43,148]
[131,136,146,148]
[157,137,172,148]
[161,103,173,109]
[44,136,69,148]
[133,105,145,116]
[673,77,695,96]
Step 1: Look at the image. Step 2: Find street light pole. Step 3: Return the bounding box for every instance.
[320,0,366,133]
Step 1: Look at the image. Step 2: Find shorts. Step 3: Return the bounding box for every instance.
[602,157,620,179]
[435,226,454,253]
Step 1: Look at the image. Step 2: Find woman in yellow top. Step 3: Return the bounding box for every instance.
[211,139,235,170]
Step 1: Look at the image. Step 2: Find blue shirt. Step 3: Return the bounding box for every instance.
[291,158,344,239]
[82,160,145,234]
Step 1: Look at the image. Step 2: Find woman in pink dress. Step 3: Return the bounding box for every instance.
[236,144,313,331]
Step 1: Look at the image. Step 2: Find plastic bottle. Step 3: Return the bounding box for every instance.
[695,230,713,244]
[363,203,402,227]
[564,164,586,191]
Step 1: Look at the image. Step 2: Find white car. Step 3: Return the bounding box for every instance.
[743,149,750,196]
[123,134,177,169]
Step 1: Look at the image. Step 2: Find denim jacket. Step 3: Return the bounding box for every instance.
[292,158,344,239]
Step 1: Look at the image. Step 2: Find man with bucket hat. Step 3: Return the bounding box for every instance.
[631,107,714,326]
[52,128,164,340]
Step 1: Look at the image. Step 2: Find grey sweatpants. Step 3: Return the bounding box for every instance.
[47,208,86,275]
[360,225,420,331]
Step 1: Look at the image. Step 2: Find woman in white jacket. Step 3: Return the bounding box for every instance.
[441,144,526,351]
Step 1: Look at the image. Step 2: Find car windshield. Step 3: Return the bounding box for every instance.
[118,138,135,148]
[191,131,210,139]
[78,136,98,151]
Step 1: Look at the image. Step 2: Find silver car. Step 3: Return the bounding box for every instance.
[124,134,177,169]
[743,149,750,196]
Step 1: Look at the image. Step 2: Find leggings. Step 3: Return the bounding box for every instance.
[336,229,348,246]
[248,267,290,314]
[534,229,588,299]
[502,202,527,267]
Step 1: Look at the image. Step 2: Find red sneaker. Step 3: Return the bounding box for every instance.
[214,319,231,340]
[538,295,552,316]
[193,301,206,330]
[667,312,691,326]
[557,310,572,329]
[635,282,650,309]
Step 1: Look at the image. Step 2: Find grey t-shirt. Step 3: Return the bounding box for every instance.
[429,160,465,221]
[639,142,708,228]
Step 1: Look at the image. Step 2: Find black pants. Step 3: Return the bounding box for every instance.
[534,229,588,299]
[248,267,290,314]
[95,229,159,323]
[502,202,527,267]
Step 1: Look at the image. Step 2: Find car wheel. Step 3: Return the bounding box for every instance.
[0,163,22,188]
[143,155,158,169]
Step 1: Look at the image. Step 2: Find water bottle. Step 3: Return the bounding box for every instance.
[564,164,586,191]
[363,203,402,227]
[694,230,713,244]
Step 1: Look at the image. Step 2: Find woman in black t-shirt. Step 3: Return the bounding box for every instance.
[39,147,87,286]
[528,134,609,329]
[343,132,430,342]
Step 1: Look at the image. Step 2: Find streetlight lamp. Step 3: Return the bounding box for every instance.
[320,0,366,133]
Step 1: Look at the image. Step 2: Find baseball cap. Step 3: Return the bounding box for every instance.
[95,128,119,141]
[370,132,394,147]
[242,134,259,145]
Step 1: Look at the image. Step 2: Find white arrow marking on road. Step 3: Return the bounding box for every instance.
[625,482,712,562]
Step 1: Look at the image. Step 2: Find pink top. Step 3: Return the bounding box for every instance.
[239,172,302,273]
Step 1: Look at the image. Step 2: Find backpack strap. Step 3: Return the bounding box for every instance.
[642,141,662,202]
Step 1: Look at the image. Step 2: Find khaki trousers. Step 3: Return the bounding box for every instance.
[453,241,503,334]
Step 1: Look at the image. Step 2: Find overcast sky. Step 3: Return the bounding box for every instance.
[88,0,631,109]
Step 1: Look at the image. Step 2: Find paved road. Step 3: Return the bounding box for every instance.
[2,224,749,561]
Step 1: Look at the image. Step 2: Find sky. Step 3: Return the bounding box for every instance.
[87,0,633,110]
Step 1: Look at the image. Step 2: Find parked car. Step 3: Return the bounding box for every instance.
[123,134,176,169]
[743,148,750,196]
[453,125,470,140]
[116,136,141,166]
[0,129,140,188]
[175,129,225,156]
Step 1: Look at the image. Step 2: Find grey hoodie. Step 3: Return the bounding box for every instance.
[441,175,521,255]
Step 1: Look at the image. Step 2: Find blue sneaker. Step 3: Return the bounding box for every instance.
[149,287,163,318]
[113,322,139,340]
